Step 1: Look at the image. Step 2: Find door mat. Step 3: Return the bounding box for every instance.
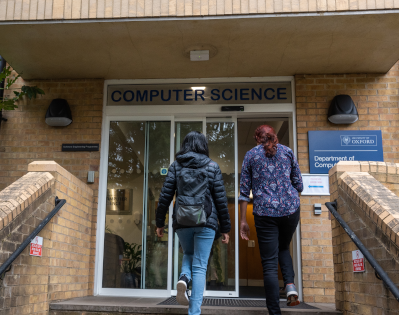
[158,297,319,309]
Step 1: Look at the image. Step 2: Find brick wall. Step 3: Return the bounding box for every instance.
[329,162,399,315]
[0,70,103,193]
[0,0,398,21]
[1,73,103,277]
[0,161,95,314]
[295,61,399,303]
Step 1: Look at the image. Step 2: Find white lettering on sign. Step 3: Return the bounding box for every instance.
[341,135,377,146]
[313,155,355,169]
[352,250,365,272]
[30,236,43,257]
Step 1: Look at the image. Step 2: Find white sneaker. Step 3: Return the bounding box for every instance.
[285,283,300,306]
[176,276,190,306]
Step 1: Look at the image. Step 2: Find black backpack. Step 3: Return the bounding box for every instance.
[175,163,212,227]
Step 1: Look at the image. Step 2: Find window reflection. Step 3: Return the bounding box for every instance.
[102,121,170,290]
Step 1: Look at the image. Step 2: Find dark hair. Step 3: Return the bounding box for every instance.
[254,125,279,158]
[176,131,209,157]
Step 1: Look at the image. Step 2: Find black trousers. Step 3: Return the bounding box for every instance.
[254,209,300,315]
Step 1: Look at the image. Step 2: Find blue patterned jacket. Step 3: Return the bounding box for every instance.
[239,144,303,217]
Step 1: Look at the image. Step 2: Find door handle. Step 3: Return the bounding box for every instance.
[248,240,255,248]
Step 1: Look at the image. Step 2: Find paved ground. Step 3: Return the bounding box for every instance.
[50,296,342,314]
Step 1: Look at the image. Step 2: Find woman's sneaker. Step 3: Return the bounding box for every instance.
[176,275,190,306]
[285,283,300,306]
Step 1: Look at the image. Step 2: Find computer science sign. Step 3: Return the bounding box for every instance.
[308,130,384,174]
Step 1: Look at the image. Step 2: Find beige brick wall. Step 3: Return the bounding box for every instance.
[0,0,398,21]
[329,163,399,314]
[295,61,399,303]
[1,72,102,307]
[0,70,103,231]
[0,161,95,314]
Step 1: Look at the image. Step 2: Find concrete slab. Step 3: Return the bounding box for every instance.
[50,296,342,314]
[2,14,399,80]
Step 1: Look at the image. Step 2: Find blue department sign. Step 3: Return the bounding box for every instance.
[308,130,384,174]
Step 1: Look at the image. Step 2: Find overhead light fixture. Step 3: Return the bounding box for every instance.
[328,95,359,124]
[45,98,73,127]
[190,50,209,61]
[191,87,206,90]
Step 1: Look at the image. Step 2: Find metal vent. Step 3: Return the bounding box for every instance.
[158,298,319,309]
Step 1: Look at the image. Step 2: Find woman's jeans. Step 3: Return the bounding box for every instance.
[254,209,300,315]
[176,227,216,315]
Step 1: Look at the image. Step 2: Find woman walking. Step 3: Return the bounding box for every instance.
[156,131,231,315]
[239,125,303,315]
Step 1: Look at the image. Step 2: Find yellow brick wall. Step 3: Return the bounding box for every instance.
[0,161,95,314]
[1,75,102,302]
[329,163,399,314]
[0,71,102,207]
[295,61,399,303]
[0,0,398,21]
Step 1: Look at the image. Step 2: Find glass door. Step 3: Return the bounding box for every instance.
[205,118,238,297]
[171,117,238,298]
[100,116,238,298]
[102,120,171,294]
[172,119,204,292]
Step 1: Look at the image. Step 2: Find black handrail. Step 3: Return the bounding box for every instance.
[0,196,66,279]
[325,201,399,302]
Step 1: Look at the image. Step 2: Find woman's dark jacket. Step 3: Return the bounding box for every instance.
[155,152,231,233]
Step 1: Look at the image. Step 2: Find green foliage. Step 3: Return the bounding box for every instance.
[105,225,115,234]
[121,242,142,274]
[0,58,45,111]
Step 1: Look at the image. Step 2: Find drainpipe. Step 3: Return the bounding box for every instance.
[0,55,8,127]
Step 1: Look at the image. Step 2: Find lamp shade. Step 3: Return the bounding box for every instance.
[45,99,72,126]
[328,95,359,124]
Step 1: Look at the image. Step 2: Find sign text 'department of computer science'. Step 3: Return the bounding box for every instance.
[308,130,384,174]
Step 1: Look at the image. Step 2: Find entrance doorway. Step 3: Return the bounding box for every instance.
[237,118,292,299]
[96,75,301,298]
[99,117,238,297]
[97,114,299,299]
[172,118,237,297]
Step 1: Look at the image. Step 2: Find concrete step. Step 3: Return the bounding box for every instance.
[49,296,342,315]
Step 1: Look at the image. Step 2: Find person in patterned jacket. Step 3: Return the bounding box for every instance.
[239,125,303,315]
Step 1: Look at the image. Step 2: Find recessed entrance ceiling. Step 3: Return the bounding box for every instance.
[1,13,399,79]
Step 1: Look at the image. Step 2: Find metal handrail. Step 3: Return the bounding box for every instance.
[0,196,66,279]
[325,200,399,302]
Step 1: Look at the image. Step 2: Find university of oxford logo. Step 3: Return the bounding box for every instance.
[342,136,351,145]
[340,135,377,146]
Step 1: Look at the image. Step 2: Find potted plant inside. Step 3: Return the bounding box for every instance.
[121,242,142,288]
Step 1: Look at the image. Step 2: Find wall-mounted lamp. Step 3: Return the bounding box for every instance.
[328,95,359,124]
[45,98,72,126]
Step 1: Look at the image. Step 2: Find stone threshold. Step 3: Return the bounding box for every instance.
[49,296,342,314]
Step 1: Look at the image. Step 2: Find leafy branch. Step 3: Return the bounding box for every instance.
[0,59,45,111]
[121,243,142,274]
